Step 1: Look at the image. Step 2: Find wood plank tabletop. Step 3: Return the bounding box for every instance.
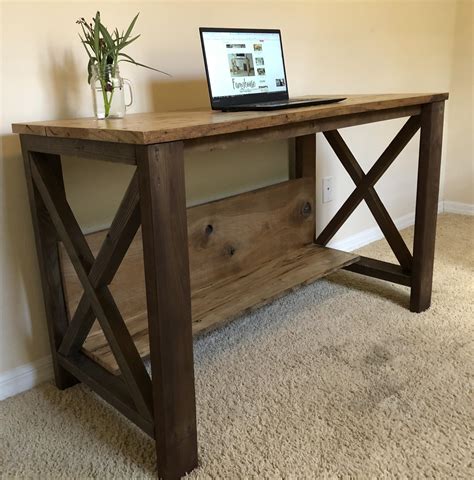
[12,93,448,145]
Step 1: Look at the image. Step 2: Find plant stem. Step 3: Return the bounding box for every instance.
[107,89,115,116]
[100,80,110,117]
[99,78,115,118]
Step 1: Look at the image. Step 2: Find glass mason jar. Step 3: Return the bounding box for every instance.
[90,64,133,119]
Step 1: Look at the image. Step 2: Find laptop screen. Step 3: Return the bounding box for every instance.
[200,28,289,109]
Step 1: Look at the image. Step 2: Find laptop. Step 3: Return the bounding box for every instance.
[199,27,345,111]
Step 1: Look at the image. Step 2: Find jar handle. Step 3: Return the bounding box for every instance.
[123,78,133,109]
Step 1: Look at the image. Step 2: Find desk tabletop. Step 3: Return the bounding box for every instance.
[12,93,448,145]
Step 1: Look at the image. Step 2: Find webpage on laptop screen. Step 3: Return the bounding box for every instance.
[202,31,287,99]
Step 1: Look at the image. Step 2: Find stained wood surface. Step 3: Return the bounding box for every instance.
[186,105,423,154]
[30,152,153,417]
[66,243,358,374]
[322,129,414,271]
[410,102,445,312]
[21,148,78,390]
[60,178,315,312]
[58,173,141,358]
[12,94,448,145]
[188,178,315,290]
[58,179,352,373]
[58,353,154,438]
[20,134,137,165]
[344,256,411,286]
[316,116,421,247]
[294,134,316,241]
[136,142,198,478]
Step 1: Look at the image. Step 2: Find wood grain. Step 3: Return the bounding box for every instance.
[20,146,78,389]
[323,129,413,271]
[20,134,137,165]
[137,141,198,479]
[68,243,358,374]
[344,256,411,286]
[295,134,316,180]
[294,134,316,241]
[12,94,448,145]
[31,155,153,418]
[190,243,358,335]
[58,172,141,357]
[58,352,154,438]
[58,179,353,373]
[59,178,315,327]
[186,105,423,154]
[187,178,315,290]
[410,102,445,312]
[316,116,421,246]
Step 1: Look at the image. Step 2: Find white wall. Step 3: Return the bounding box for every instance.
[0,1,465,382]
[444,0,473,207]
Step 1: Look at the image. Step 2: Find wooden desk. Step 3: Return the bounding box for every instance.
[13,93,447,479]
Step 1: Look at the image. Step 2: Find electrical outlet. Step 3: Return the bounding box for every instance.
[322,176,333,203]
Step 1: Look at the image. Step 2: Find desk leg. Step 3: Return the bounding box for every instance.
[137,142,198,479]
[21,145,78,389]
[410,102,444,312]
[294,134,317,240]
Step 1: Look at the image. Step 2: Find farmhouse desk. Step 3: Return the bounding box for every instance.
[13,93,447,479]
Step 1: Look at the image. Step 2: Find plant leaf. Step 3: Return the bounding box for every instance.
[117,34,140,51]
[79,22,91,45]
[78,33,93,58]
[120,58,171,76]
[93,11,100,60]
[118,52,135,62]
[123,13,139,43]
[99,23,115,55]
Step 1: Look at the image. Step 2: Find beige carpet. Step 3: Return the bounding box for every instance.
[1,213,472,479]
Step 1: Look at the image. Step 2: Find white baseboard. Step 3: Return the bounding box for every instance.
[0,356,53,401]
[0,200,470,401]
[329,201,444,252]
[443,201,474,216]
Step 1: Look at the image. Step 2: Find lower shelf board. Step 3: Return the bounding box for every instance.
[82,244,359,374]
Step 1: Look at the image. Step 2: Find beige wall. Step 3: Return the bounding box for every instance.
[0,0,466,375]
[444,0,473,205]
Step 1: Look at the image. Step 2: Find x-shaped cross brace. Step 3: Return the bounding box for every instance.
[316,116,421,273]
[29,155,153,419]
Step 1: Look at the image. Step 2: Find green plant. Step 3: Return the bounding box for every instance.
[77,11,169,117]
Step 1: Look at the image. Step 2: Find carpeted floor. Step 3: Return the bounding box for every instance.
[1,213,472,479]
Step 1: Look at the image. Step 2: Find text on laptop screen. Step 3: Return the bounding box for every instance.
[201,31,287,99]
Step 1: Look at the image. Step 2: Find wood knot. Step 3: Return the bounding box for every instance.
[225,245,236,257]
[205,224,214,235]
[301,201,312,218]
